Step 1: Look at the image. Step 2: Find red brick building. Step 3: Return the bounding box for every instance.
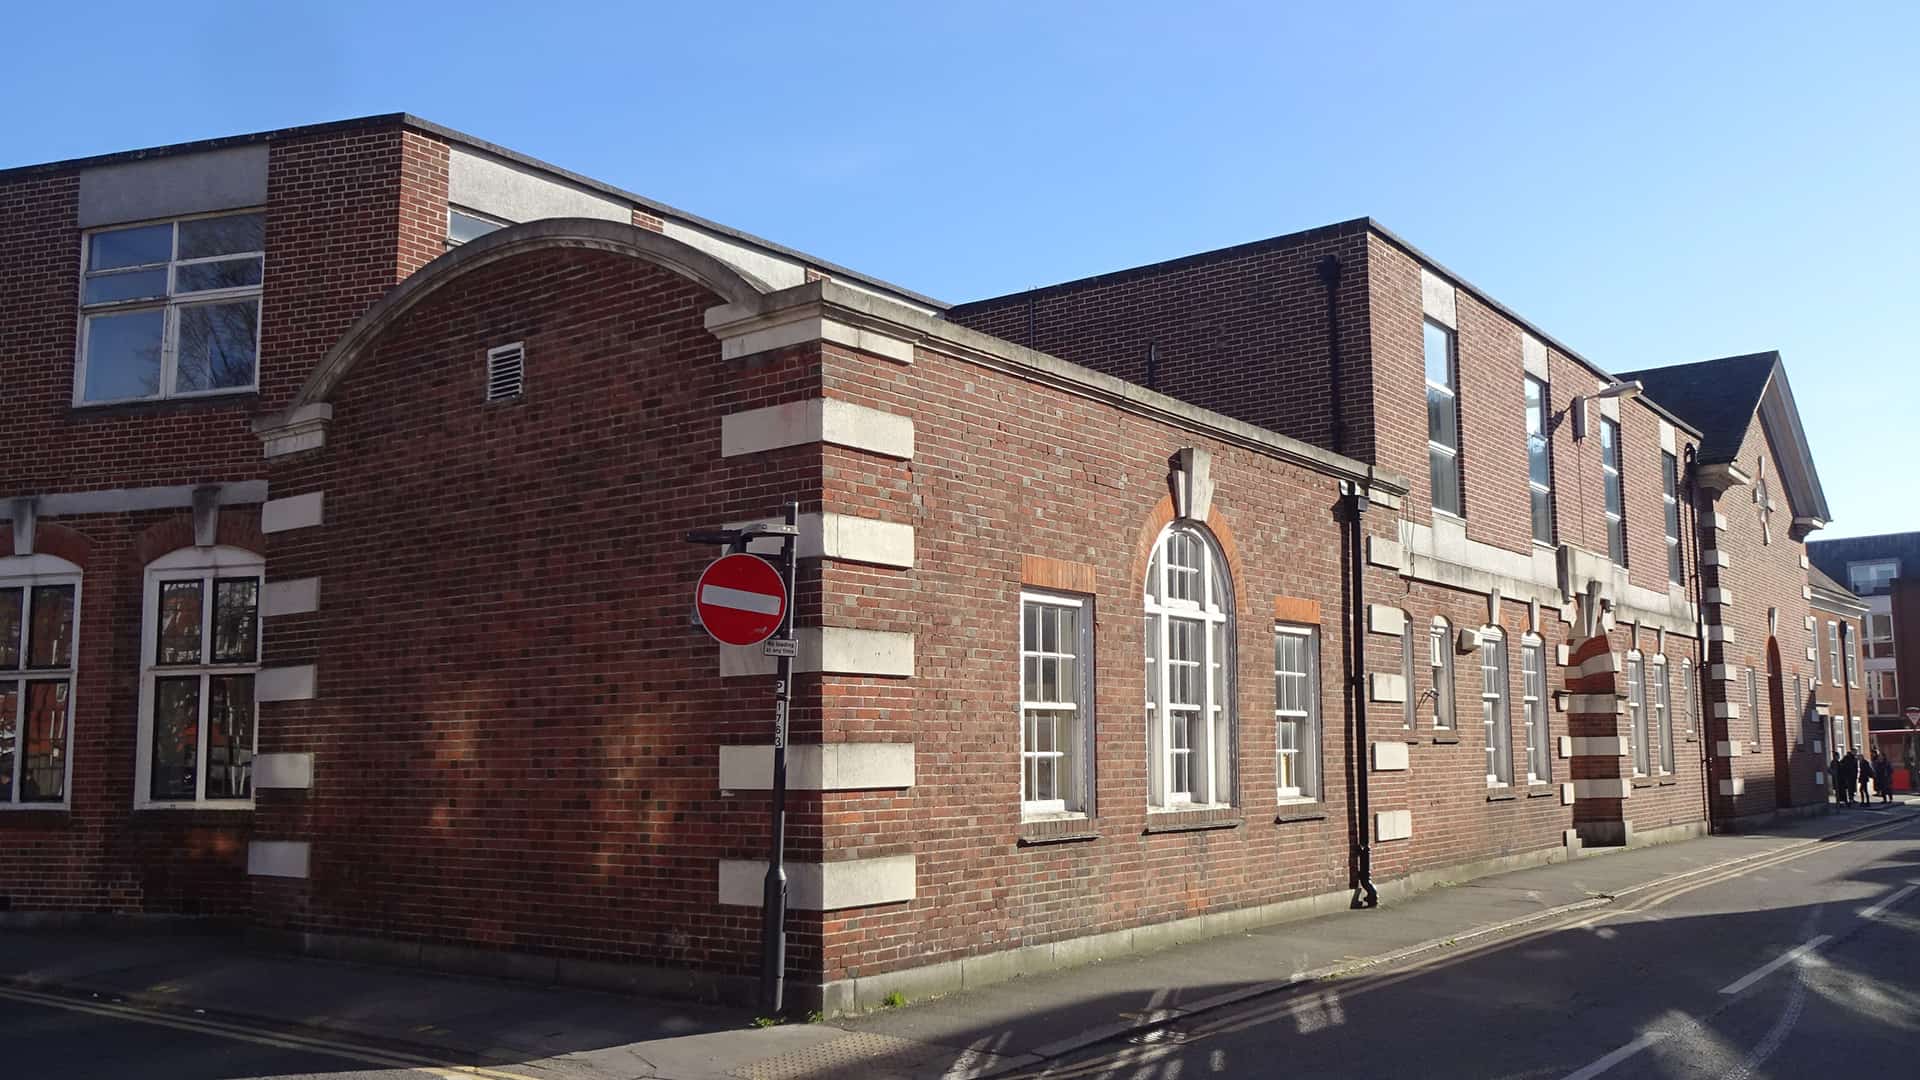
[0,117,1849,1010]
[1810,532,1920,787]
[1808,569,1869,764]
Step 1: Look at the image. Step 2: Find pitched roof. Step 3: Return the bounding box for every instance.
[1617,353,1777,465]
[1809,566,1867,615]
[1618,351,1832,527]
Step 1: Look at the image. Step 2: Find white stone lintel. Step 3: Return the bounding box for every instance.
[720,398,914,460]
[1570,735,1630,757]
[261,492,324,534]
[1369,672,1407,704]
[719,743,914,791]
[1375,808,1413,842]
[1573,778,1632,800]
[262,577,320,618]
[256,664,317,702]
[1372,741,1410,772]
[1368,604,1407,636]
[718,854,915,910]
[247,840,310,879]
[253,752,314,789]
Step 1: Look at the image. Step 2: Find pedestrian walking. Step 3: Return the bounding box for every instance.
[1876,752,1894,804]
[1839,751,1858,805]
[1858,750,1874,805]
[1832,752,1845,804]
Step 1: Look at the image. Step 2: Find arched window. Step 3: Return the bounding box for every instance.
[1626,650,1647,776]
[0,553,81,807]
[1481,628,1511,787]
[136,546,263,808]
[1651,655,1674,775]
[1520,634,1549,784]
[1429,618,1455,731]
[1145,522,1234,808]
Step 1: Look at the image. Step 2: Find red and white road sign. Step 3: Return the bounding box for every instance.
[695,553,788,647]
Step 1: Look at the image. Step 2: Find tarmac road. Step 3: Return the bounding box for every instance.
[1013,812,1920,1080]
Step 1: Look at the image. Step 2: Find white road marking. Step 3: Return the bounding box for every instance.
[1719,935,1833,995]
[1560,1031,1669,1080]
[700,583,781,614]
[1858,883,1918,921]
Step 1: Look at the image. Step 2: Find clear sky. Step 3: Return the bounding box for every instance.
[7,2,1915,537]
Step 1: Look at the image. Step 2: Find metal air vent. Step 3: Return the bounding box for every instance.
[486,342,525,402]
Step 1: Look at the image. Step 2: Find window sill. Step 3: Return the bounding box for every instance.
[1658,776,1679,787]
[1526,784,1558,798]
[68,391,260,421]
[1432,734,1461,745]
[1144,807,1243,834]
[1487,789,1519,803]
[1275,801,1329,824]
[1019,814,1098,846]
[1630,777,1657,789]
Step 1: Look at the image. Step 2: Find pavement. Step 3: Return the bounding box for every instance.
[2,797,1914,1080]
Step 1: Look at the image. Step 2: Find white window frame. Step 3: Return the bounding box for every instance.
[1870,670,1899,717]
[1747,667,1760,744]
[1827,622,1842,686]
[1429,618,1455,730]
[1845,626,1860,688]
[1626,651,1648,777]
[1848,560,1899,596]
[1600,417,1626,565]
[1482,629,1512,787]
[1680,659,1695,736]
[1274,624,1319,802]
[1425,319,1463,518]
[1868,613,1895,660]
[1020,591,1093,818]
[134,547,264,810]
[1524,375,1554,545]
[0,554,82,809]
[447,205,509,248]
[1145,523,1235,810]
[1652,655,1674,775]
[1521,636,1549,784]
[1661,450,1683,585]
[74,209,266,406]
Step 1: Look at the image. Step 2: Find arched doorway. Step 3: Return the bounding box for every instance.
[1768,639,1791,807]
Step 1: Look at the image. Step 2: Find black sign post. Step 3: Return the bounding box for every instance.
[687,502,800,1014]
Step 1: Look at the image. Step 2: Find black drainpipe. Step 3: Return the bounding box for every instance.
[1348,484,1378,908]
[1319,255,1346,455]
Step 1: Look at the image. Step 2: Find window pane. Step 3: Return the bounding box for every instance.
[174,299,259,393]
[1668,543,1684,584]
[176,213,263,259]
[26,585,75,669]
[0,681,14,802]
[175,256,263,294]
[158,580,203,665]
[1531,490,1553,545]
[0,588,19,669]
[1525,379,1544,433]
[1429,447,1460,516]
[449,210,503,245]
[89,223,172,270]
[1604,478,1623,517]
[205,675,255,799]
[21,681,69,802]
[83,267,169,305]
[1527,436,1551,488]
[81,309,165,402]
[1426,385,1458,450]
[150,676,200,801]
[1609,519,1626,564]
[212,579,259,664]
[1423,322,1452,386]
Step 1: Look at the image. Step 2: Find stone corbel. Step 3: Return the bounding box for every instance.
[192,485,221,548]
[9,497,38,555]
[1169,447,1215,521]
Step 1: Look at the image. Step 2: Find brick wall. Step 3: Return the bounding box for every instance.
[1810,598,1867,754]
[1699,419,1826,821]
[945,221,1378,461]
[252,246,827,976]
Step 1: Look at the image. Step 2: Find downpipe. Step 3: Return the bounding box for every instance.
[1348,485,1379,909]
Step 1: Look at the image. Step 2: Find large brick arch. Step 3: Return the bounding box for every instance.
[2,521,91,567]
[130,513,265,568]
[271,218,771,417]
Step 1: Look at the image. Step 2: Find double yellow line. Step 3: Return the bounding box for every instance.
[0,984,541,1079]
[1009,813,1919,1080]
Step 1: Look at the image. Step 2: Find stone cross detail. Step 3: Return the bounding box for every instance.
[1753,457,1776,545]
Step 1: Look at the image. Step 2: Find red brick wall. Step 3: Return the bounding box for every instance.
[1700,419,1825,820]
[945,221,1378,462]
[252,246,825,975]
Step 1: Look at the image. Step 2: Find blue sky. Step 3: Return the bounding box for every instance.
[7,2,1915,537]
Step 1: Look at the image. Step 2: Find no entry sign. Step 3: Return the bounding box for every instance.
[695,553,788,647]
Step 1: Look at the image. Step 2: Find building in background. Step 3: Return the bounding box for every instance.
[1808,568,1868,762]
[1811,532,1920,788]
